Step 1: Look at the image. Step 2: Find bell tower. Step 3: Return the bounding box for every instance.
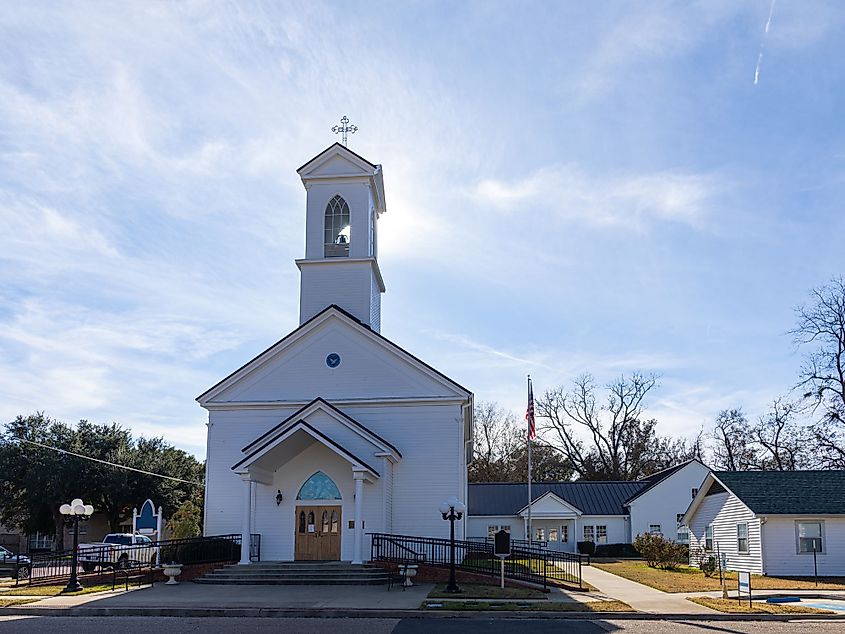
[295,143,386,331]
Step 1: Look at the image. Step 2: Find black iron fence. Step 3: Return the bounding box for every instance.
[467,536,549,550]
[11,533,251,587]
[370,532,582,590]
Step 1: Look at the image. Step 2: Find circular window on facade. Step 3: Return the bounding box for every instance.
[326,353,341,368]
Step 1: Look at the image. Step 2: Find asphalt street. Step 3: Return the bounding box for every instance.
[1,617,844,633]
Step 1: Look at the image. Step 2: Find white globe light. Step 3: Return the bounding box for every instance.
[59,504,71,515]
[446,495,459,507]
[73,504,85,515]
[455,500,467,514]
[438,501,451,515]
[84,504,94,516]
[71,498,83,508]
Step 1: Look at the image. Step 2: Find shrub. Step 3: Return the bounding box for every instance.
[633,533,688,570]
[698,552,717,578]
[594,543,640,558]
[577,541,596,556]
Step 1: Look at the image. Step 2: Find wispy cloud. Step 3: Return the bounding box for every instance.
[473,165,720,229]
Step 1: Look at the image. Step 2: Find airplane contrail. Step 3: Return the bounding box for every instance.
[754,0,777,85]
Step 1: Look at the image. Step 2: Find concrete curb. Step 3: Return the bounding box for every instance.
[2,606,845,621]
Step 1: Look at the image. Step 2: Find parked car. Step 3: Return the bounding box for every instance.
[0,545,30,580]
[77,533,155,571]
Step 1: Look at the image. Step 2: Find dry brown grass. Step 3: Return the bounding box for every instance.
[594,561,845,593]
[689,597,834,614]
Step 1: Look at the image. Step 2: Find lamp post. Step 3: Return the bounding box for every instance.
[59,499,94,593]
[439,496,466,594]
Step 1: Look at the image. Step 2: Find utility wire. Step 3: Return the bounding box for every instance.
[17,438,204,486]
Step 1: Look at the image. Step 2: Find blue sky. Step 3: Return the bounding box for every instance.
[1,1,843,458]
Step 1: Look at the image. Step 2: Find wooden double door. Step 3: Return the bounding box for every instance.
[294,505,342,561]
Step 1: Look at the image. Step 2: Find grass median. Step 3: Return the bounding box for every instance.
[594,560,845,593]
[689,597,835,614]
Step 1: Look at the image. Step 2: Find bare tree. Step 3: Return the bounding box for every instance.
[536,372,689,480]
[468,401,573,482]
[710,408,756,471]
[469,402,520,482]
[792,277,845,468]
[750,399,808,470]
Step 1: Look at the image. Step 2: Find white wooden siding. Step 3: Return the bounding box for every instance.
[762,517,845,576]
[205,402,466,558]
[628,461,709,542]
[687,491,763,574]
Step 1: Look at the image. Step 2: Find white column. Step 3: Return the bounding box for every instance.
[239,477,252,565]
[573,516,579,554]
[352,472,365,564]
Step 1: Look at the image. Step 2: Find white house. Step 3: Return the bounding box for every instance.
[467,459,709,551]
[199,143,473,564]
[683,470,845,576]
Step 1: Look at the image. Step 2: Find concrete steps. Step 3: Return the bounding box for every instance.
[195,561,390,585]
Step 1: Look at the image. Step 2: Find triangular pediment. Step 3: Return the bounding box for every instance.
[298,143,377,178]
[518,491,582,517]
[197,306,470,405]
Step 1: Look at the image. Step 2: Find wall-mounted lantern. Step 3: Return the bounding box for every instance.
[275,490,283,506]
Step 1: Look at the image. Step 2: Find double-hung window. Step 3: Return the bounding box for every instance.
[797,521,823,554]
[596,525,608,544]
[704,525,713,551]
[583,525,595,542]
[549,528,559,542]
[649,524,662,535]
[560,525,569,543]
[737,523,749,554]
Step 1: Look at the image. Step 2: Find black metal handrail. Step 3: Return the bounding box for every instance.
[369,532,582,590]
[14,534,245,587]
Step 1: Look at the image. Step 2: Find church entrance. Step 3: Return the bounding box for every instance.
[294,505,342,560]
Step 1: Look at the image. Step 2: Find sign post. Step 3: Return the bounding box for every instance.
[494,530,511,589]
[737,570,752,608]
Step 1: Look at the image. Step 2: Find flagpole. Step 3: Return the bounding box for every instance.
[527,375,533,547]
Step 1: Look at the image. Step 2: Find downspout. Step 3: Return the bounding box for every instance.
[759,516,767,576]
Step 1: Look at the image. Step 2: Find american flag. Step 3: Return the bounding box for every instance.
[526,377,535,440]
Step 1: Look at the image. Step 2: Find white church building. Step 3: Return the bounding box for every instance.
[199,143,473,564]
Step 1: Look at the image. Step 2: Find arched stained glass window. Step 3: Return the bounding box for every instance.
[296,471,342,500]
[330,510,339,534]
[324,195,350,257]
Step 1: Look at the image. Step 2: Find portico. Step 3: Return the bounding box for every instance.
[520,491,582,553]
[230,399,399,563]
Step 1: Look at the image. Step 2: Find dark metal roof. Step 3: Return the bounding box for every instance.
[714,471,845,515]
[468,481,647,517]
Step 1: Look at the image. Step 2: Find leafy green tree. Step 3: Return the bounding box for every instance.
[166,499,203,539]
[0,413,204,549]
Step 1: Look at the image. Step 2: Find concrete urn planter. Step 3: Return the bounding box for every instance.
[163,563,183,585]
[400,564,418,587]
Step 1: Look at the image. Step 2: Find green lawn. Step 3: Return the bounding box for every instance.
[421,599,633,612]
[0,598,38,607]
[689,597,834,614]
[594,561,845,593]
[2,583,123,597]
[428,583,545,599]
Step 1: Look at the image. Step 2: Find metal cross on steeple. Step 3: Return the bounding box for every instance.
[332,115,358,146]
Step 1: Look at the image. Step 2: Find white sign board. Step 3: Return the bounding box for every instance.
[737,570,751,607]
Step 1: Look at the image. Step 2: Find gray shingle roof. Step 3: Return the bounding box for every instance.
[468,481,646,517]
[714,471,845,515]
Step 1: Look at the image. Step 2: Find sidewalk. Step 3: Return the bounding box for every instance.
[12,582,435,611]
[580,565,715,614]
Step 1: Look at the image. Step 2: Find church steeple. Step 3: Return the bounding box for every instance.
[295,143,386,331]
